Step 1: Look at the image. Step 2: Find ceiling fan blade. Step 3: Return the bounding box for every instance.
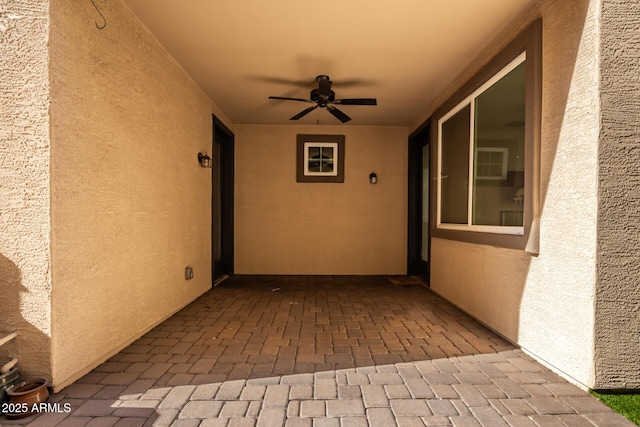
[330,78,376,87]
[269,96,312,103]
[326,106,351,123]
[252,76,317,87]
[290,105,318,120]
[334,98,377,106]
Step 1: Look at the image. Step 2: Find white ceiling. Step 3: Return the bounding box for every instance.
[122,0,535,127]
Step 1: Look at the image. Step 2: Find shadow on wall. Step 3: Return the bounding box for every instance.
[512,0,593,378]
[470,0,594,345]
[537,0,591,209]
[432,1,592,382]
[0,253,51,383]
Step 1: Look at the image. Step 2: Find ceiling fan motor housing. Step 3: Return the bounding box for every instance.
[310,88,335,106]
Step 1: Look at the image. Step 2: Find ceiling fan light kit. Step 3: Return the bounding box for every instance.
[269,75,377,123]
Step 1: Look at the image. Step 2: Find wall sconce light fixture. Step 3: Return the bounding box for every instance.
[369,172,377,184]
[198,152,212,168]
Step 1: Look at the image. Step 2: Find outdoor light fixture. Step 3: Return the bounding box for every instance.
[370,172,377,184]
[198,152,212,168]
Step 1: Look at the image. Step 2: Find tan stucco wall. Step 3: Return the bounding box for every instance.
[595,0,640,390]
[413,0,601,388]
[0,0,52,380]
[48,0,232,389]
[235,125,408,275]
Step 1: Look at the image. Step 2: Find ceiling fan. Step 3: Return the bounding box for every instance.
[268,75,377,123]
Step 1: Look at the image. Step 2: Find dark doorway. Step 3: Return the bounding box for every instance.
[408,119,430,283]
[212,115,234,283]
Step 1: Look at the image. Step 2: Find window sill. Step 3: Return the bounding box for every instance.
[437,224,524,236]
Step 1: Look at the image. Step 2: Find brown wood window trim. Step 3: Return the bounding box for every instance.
[296,134,345,183]
[430,19,542,253]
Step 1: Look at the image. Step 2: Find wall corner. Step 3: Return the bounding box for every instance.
[0,0,53,381]
[594,0,640,390]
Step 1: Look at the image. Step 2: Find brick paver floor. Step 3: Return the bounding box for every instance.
[2,275,634,426]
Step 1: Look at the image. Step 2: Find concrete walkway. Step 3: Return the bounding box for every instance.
[2,275,634,426]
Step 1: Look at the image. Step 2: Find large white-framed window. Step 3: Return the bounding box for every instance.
[437,52,526,236]
[430,19,541,251]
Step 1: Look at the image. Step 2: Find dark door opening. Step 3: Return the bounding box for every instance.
[212,115,234,283]
[408,119,430,284]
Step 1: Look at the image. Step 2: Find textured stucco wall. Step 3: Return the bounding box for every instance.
[0,0,52,379]
[595,0,640,390]
[235,125,408,275]
[48,0,232,389]
[418,0,602,388]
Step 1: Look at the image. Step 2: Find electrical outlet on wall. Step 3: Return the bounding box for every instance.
[185,266,194,280]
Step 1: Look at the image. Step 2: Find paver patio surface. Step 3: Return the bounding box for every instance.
[1,275,633,426]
